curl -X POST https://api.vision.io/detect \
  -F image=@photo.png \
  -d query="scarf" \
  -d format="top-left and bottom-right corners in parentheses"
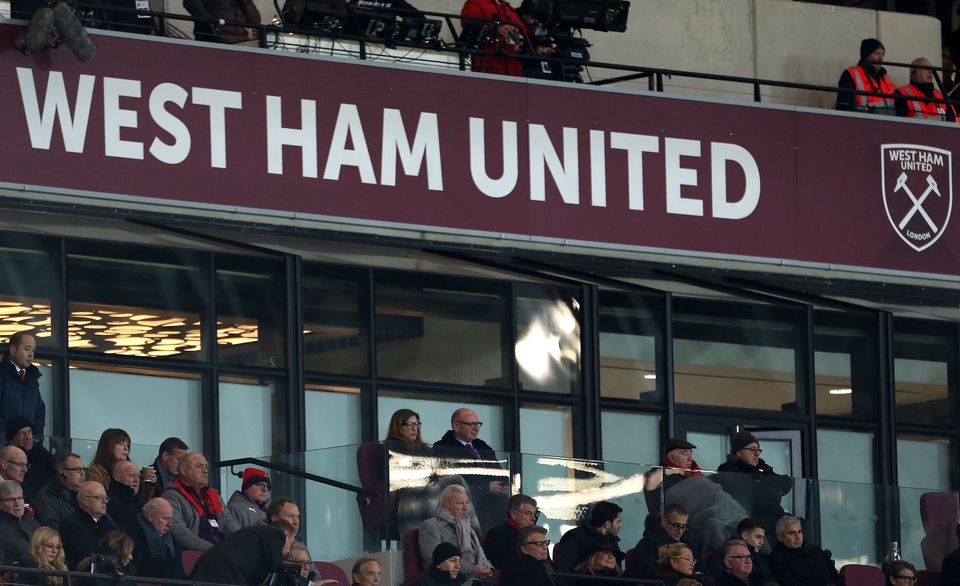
top-left (173, 478), bottom-right (223, 518)
top-left (437, 507), bottom-right (481, 558)
top-left (660, 456), bottom-right (702, 477)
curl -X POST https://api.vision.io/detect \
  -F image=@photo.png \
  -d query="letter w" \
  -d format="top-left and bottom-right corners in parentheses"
top-left (17, 68), bottom-right (95, 153)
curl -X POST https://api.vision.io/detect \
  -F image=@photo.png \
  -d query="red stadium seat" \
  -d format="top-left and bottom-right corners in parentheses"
top-left (402, 528), bottom-right (425, 586)
top-left (315, 561), bottom-right (351, 586)
top-left (357, 442), bottom-right (388, 534)
top-left (182, 550), bottom-right (203, 576)
top-left (840, 564), bottom-right (884, 586)
top-left (916, 570), bottom-right (940, 586)
top-left (920, 492), bottom-right (960, 572)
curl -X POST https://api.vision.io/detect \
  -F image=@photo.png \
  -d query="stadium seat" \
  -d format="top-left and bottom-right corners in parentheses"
top-left (315, 561), bottom-right (350, 585)
top-left (402, 528), bottom-right (425, 586)
top-left (920, 492), bottom-right (960, 572)
top-left (840, 563), bottom-right (884, 586)
top-left (624, 548), bottom-right (636, 577)
top-left (182, 549), bottom-right (203, 575)
top-left (917, 570), bottom-right (940, 586)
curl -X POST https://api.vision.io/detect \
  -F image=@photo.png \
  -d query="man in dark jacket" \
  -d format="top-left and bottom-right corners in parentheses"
top-left (484, 493), bottom-right (538, 569)
top-left (0, 332), bottom-right (44, 439)
top-left (124, 497), bottom-right (184, 580)
top-left (33, 452), bottom-right (84, 529)
top-left (190, 521), bottom-right (296, 585)
top-left (736, 517), bottom-right (777, 584)
top-left (941, 523), bottom-right (960, 586)
top-left (717, 539), bottom-right (754, 586)
top-left (152, 437), bottom-right (189, 498)
top-left (433, 407), bottom-right (508, 532)
top-left (628, 503), bottom-right (687, 579)
top-left (836, 38), bottom-right (896, 115)
top-left (60, 481), bottom-right (118, 569)
top-left (0, 479), bottom-right (40, 565)
top-left (414, 542), bottom-right (469, 586)
top-left (5, 416), bottom-right (53, 500)
top-left (553, 501), bottom-right (623, 581)
top-left (767, 516), bottom-right (843, 586)
top-left (716, 431), bottom-right (792, 538)
top-left (107, 460), bottom-right (150, 528)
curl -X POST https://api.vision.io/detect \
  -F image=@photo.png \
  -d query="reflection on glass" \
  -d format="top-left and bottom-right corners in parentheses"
top-left (216, 257), bottom-right (285, 367)
top-left (67, 249), bottom-right (205, 359)
top-left (0, 241), bottom-right (59, 346)
top-left (219, 375), bottom-right (280, 463)
top-left (516, 288), bottom-right (581, 394)
top-left (599, 291), bottom-right (662, 401)
top-left (814, 312), bottom-right (879, 418)
top-left (817, 429), bottom-right (876, 566)
top-left (303, 266), bottom-right (368, 376)
top-left (893, 320), bottom-right (953, 426)
top-left (674, 300), bottom-right (800, 412)
top-left (897, 434), bottom-right (952, 568)
top-left (376, 280), bottom-right (505, 387)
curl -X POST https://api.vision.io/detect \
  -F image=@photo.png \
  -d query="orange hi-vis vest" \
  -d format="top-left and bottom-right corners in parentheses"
top-left (847, 65), bottom-right (896, 111)
top-left (898, 83), bottom-right (956, 121)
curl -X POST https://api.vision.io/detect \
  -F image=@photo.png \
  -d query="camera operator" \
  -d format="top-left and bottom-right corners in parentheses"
top-left (191, 521), bottom-right (297, 586)
top-left (461, 0), bottom-right (532, 76)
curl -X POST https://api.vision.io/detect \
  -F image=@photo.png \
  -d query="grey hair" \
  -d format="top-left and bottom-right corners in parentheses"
top-left (142, 497), bottom-right (169, 516)
top-left (776, 515), bottom-right (801, 535)
top-left (721, 539), bottom-right (749, 558)
top-left (440, 483), bottom-right (467, 505)
top-left (0, 479), bottom-right (22, 499)
top-left (289, 541), bottom-right (311, 558)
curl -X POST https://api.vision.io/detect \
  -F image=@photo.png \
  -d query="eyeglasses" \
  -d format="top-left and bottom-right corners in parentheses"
top-left (2, 458), bottom-right (30, 470)
top-left (666, 521), bottom-right (688, 531)
top-left (726, 555), bottom-right (751, 560)
top-left (81, 494), bottom-right (110, 503)
top-left (62, 466), bottom-right (87, 473)
top-left (41, 543), bottom-right (62, 551)
top-left (742, 447), bottom-right (763, 454)
top-left (293, 560), bottom-right (312, 567)
top-left (524, 540), bottom-right (550, 547)
top-left (893, 577), bottom-right (917, 583)
top-left (514, 508), bottom-right (541, 521)
top-left (401, 422), bottom-right (422, 429)
top-left (455, 420), bottom-right (483, 428)
top-left (0, 496), bottom-right (25, 503)
top-left (360, 571), bottom-right (383, 577)
top-left (674, 556), bottom-right (696, 564)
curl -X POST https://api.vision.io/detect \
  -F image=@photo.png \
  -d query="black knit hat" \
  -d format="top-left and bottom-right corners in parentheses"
top-left (731, 431), bottom-right (759, 454)
top-left (860, 38), bottom-right (884, 61)
top-left (4, 416), bottom-right (33, 443)
top-left (432, 542), bottom-right (461, 566)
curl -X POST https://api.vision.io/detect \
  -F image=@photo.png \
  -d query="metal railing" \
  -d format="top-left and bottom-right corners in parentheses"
top-left (0, 564), bottom-right (235, 586)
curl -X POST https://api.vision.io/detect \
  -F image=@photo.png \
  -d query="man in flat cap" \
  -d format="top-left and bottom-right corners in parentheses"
top-left (717, 431), bottom-right (793, 541)
top-left (836, 38), bottom-right (897, 115)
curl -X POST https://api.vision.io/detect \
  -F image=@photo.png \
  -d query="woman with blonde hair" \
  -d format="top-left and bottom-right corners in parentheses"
top-left (23, 527), bottom-right (68, 585)
top-left (656, 543), bottom-right (699, 586)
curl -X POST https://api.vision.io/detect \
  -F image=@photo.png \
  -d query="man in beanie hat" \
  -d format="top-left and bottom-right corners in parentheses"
top-left (837, 38), bottom-right (897, 114)
top-left (225, 467), bottom-right (270, 532)
top-left (414, 542), bottom-right (468, 586)
top-left (716, 431), bottom-right (792, 541)
top-left (5, 415), bottom-right (53, 500)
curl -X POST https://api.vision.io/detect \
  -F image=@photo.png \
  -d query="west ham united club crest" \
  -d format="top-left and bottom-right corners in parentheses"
top-left (882, 144), bottom-right (953, 252)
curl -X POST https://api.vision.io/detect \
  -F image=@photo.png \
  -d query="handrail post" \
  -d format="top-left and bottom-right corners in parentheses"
top-left (656, 72), bottom-right (663, 92)
top-left (754, 80), bottom-right (761, 102)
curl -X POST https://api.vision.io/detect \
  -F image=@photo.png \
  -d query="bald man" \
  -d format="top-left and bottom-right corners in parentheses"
top-left (896, 57), bottom-right (957, 120)
top-left (60, 480), bottom-right (118, 569)
top-left (108, 459), bottom-right (150, 527)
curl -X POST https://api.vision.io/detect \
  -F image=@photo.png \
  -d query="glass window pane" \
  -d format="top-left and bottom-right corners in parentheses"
top-left (814, 312), bottom-right (880, 419)
top-left (67, 245), bottom-right (206, 360)
top-left (36, 360), bottom-right (56, 439)
top-left (69, 363), bottom-right (202, 464)
top-left (0, 235), bottom-right (59, 347)
top-left (375, 278), bottom-right (505, 387)
top-left (377, 393), bottom-right (503, 449)
top-left (897, 434), bottom-right (952, 568)
top-left (305, 385), bottom-right (361, 450)
top-left (520, 404), bottom-right (572, 457)
top-left (599, 291), bottom-right (663, 402)
top-left (216, 256), bottom-right (285, 368)
top-left (674, 299), bottom-right (801, 412)
top-left (516, 286), bottom-right (581, 394)
top-left (893, 319), bottom-right (953, 426)
top-left (218, 375), bottom-right (280, 460)
top-left (817, 429), bottom-right (876, 566)
top-left (601, 410), bottom-right (659, 465)
top-left (303, 266), bottom-right (368, 376)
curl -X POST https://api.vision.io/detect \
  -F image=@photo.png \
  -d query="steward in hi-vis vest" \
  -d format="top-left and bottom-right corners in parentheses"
top-left (895, 57), bottom-right (958, 122)
top-left (836, 38), bottom-right (897, 116)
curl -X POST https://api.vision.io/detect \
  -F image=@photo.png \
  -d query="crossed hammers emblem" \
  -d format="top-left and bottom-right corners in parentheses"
top-left (894, 171), bottom-right (942, 233)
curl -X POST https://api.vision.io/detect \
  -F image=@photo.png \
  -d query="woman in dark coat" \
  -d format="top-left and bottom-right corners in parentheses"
top-left (500, 525), bottom-right (554, 586)
top-left (573, 547), bottom-right (623, 586)
top-left (414, 543), bottom-right (469, 586)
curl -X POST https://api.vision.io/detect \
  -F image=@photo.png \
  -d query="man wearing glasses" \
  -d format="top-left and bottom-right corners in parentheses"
top-left (0, 479), bottom-right (40, 565)
top-left (0, 445), bottom-right (29, 484)
top-left (433, 408), bottom-right (508, 532)
top-left (33, 453), bottom-right (85, 529)
top-left (484, 493), bottom-right (539, 569)
top-left (59, 480), bottom-right (118, 569)
top-left (716, 539), bottom-right (754, 586)
top-left (717, 431), bottom-right (792, 541)
top-left (627, 503), bottom-right (688, 580)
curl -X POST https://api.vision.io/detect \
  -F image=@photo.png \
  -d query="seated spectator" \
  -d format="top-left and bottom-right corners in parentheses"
top-left (418, 484), bottom-right (493, 582)
top-left (553, 501), bottom-right (623, 577)
top-left (226, 467), bottom-right (270, 531)
top-left (191, 521), bottom-right (297, 586)
top-left (163, 451), bottom-right (237, 551)
top-left (484, 493), bottom-right (539, 569)
top-left (628, 503), bottom-right (687, 579)
top-left (123, 497), bottom-right (183, 580)
top-left (33, 453), bottom-right (85, 530)
top-left (75, 530), bottom-right (134, 575)
top-left (656, 543), bottom-right (698, 586)
top-left (716, 539), bottom-right (753, 586)
top-left (415, 543), bottom-right (468, 586)
top-left (350, 556), bottom-right (382, 586)
top-left (85, 428), bottom-right (132, 490)
top-left (0, 445), bottom-right (30, 485)
top-left (59, 480), bottom-right (117, 569)
top-left (0, 479), bottom-right (40, 565)
top-left (767, 516), bottom-right (843, 586)
top-left (941, 523), bottom-right (960, 586)
top-left (716, 432), bottom-right (791, 540)
top-left (884, 561), bottom-right (917, 586)
top-left (6, 416), bottom-right (54, 500)
top-left (152, 437), bottom-right (188, 498)
top-left (266, 497), bottom-right (301, 537)
top-left (20, 526), bottom-right (68, 586)
top-left (836, 38), bottom-right (896, 115)
top-left (183, 0), bottom-right (261, 44)
top-left (895, 57), bottom-right (957, 121)
top-left (500, 525), bottom-right (553, 586)
top-left (286, 541), bottom-right (339, 586)
top-left (736, 517), bottom-right (776, 584)
top-left (573, 548), bottom-right (623, 586)
top-left (107, 460), bottom-right (150, 528)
